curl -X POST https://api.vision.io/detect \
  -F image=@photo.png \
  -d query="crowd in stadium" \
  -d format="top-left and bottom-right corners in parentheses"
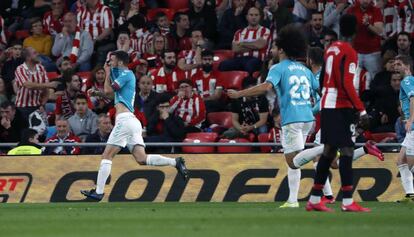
top-left (0, 0), bottom-right (413, 155)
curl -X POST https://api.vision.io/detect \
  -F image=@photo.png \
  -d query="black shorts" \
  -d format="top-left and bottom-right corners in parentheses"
top-left (320, 108), bottom-right (357, 147)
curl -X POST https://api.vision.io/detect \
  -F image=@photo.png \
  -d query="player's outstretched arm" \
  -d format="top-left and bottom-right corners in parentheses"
top-left (227, 82), bottom-right (273, 99)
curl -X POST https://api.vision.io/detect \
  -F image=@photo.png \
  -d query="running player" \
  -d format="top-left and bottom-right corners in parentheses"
top-left (306, 14), bottom-right (371, 212)
top-left (228, 25), bottom-right (318, 208)
top-left (81, 51), bottom-right (189, 201)
top-left (394, 55), bottom-right (414, 203)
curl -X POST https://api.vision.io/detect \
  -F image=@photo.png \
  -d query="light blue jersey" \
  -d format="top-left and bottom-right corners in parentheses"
top-left (311, 70), bottom-right (321, 115)
top-left (266, 59), bottom-right (318, 126)
top-left (400, 75), bottom-right (414, 131)
top-left (111, 67), bottom-right (136, 113)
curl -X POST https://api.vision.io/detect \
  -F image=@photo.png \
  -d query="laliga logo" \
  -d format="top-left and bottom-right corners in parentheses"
top-left (0, 173), bottom-right (32, 203)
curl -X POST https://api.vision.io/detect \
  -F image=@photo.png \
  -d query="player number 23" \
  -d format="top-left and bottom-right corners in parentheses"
top-left (289, 75), bottom-right (310, 100)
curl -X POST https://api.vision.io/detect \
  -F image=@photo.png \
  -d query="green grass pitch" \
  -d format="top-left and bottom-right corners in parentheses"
top-left (0, 202), bottom-right (413, 237)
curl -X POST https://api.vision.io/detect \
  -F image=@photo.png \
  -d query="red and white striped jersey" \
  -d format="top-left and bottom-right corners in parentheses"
top-left (150, 66), bottom-right (186, 93)
top-left (178, 49), bottom-right (199, 77)
top-left (0, 16), bottom-right (7, 47)
top-left (77, 2), bottom-right (114, 40)
top-left (190, 69), bottom-right (222, 98)
top-left (130, 29), bottom-right (153, 54)
top-left (14, 63), bottom-right (49, 108)
top-left (42, 11), bottom-right (64, 36)
top-left (320, 41), bottom-right (365, 111)
top-left (396, 0), bottom-right (414, 35)
top-left (170, 93), bottom-right (206, 128)
top-left (382, 0), bottom-right (398, 37)
top-left (233, 25), bottom-right (271, 61)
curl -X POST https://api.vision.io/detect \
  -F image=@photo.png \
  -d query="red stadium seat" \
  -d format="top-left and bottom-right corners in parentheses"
top-left (218, 71), bottom-right (249, 90)
top-left (47, 72), bottom-right (60, 80)
top-left (217, 138), bottom-right (252, 153)
top-left (147, 8), bottom-right (176, 21)
top-left (165, 0), bottom-right (189, 10)
top-left (258, 133), bottom-right (272, 152)
top-left (77, 71), bottom-right (91, 80)
top-left (182, 132), bottom-right (218, 153)
top-left (371, 132), bottom-right (397, 143)
top-left (15, 30), bottom-right (30, 40)
top-left (213, 50), bottom-right (234, 70)
top-left (207, 112), bottom-right (233, 128)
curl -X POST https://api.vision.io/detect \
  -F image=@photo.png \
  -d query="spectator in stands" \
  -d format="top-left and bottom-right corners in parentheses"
top-left (107, 31), bottom-right (139, 63)
top-left (117, 0), bottom-right (145, 28)
top-left (23, 17), bottom-right (54, 71)
top-left (57, 56), bottom-right (73, 74)
top-left (132, 58), bottom-right (149, 79)
top-left (219, 7), bottom-right (271, 75)
top-left (0, 101), bottom-right (29, 143)
top-left (151, 50), bottom-right (186, 94)
top-left (68, 93), bottom-right (98, 141)
top-left (44, 118), bottom-right (81, 155)
top-left (0, 15), bottom-right (7, 51)
top-left (369, 72), bottom-right (401, 132)
top-left (87, 66), bottom-right (112, 114)
top-left (134, 75), bottom-right (159, 121)
top-left (77, 0), bottom-right (115, 66)
top-left (146, 93), bottom-right (186, 145)
top-left (14, 47), bottom-right (58, 119)
top-left (82, 113), bottom-right (112, 154)
top-left (347, 0), bottom-right (384, 80)
top-left (396, 32), bottom-right (414, 59)
top-left (222, 77), bottom-right (269, 139)
top-left (170, 79), bottom-right (206, 133)
top-left (7, 128), bottom-right (43, 155)
top-left (262, 0), bottom-right (293, 43)
top-left (323, 0), bottom-right (351, 36)
top-left (191, 49), bottom-right (225, 113)
top-left (52, 12), bottom-right (94, 72)
top-left (188, 0), bottom-right (218, 44)
top-left (0, 78), bottom-right (9, 104)
top-left (218, 0), bottom-right (249, 49)
top-left (376, 0), bottom-right (398, 40)
top-left (177, 29), bottom-right (205, 74)
top-left (171, 12), bottom-right (192, 51)
top-left (127, 14), bottom-right (153, 55)
top-left (323, 29), bottom-right (338, 49)
top-left (143, 34), bottom-right (167, 69)
top-left (42, 0), bottom-right (66, 37)
top-left (55, 71), bottom-right (83, 120)
top-left (292, 0), bottom-right (317, 24)
top-left (396, 0), bottom-right (413, 36)
top-left (305, 11), bottom-right (330, 48)
top-left (153, 12), bottom-right (171, 36)
top-left (1, 42), bottom-right (24, 98)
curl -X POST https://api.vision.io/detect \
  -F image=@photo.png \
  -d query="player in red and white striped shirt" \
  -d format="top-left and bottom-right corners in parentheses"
top-left (14, 47), bottom-right (58, 119)
top-left (77, 0), bottom-right (114, 41)
top-left (151, 50), bottom-right (186, 94)
top-left (0, 15), bottom-right (7, 50)
top-left (42, 0), bottom-right (66, 37)
top-left (178, 29), bottom-right (204, 76)
top-left (219, 7), bottom-right (271, 75)
top-left (191, 50), bottom-right (224, 113)
top-left (170, 79), bottom-right (206, 131)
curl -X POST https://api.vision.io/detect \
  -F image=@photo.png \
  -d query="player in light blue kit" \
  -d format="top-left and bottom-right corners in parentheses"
top-left (81, 51), bottom-right (189, 201)
top-left (228, 25), bottom-right (318, 208)
top-left (394, 55), bottom-right (414, 202)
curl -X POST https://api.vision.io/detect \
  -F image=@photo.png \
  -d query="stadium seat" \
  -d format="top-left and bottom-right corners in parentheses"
top-left (218, 71), bottom-right (249, 90)
top-left (217, 138), bottom-right (252, 153)
top-left (213, 50), bottom-right (234, 70)
top-left (15, 30), bottom-right (30, 40)
top-left (165, 0), bottom-right (189, 10)
top-left (371, 132), bottom-right (397, 143)
top-left (77, 71), bottom-right (91, 80)
top-left (207, 112), bottom-right (233, 128)
top-left (147, 8), bottom-right (176, 21)
top-left (47, 72), bottom-right (60, 80)
top-left (258, 133), bottom-right (272, 152)
top-left (182, 132), bottom-right (218, 153)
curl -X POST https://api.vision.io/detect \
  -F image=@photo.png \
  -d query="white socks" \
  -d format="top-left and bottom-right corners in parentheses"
top-left (287, 167), bottom-right (301, 203)
top-left (146, 154), bottom-right (176, 166)
top-left (342, 198), bottom-right (353, 206)
top-left (293, 145), bottom-right (324, 168)
top-left (352, 147), bottom-right (366, 161)
top-left (96, 159), bottom-right (112, 194)
top-left (309, 195), bottom-right (321, 204)
top-left (398, 164), bottom-right (414, 194)
top-left (313, 162), bottom-right (333, 196)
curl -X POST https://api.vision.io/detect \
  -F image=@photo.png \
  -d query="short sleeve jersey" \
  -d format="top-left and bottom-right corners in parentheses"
top-left (400, 75), bottom-right (414, 131)
top-left (266, 59), bottom-right (318, 126)
top-left (111, 67), bottom-right (136, 113)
